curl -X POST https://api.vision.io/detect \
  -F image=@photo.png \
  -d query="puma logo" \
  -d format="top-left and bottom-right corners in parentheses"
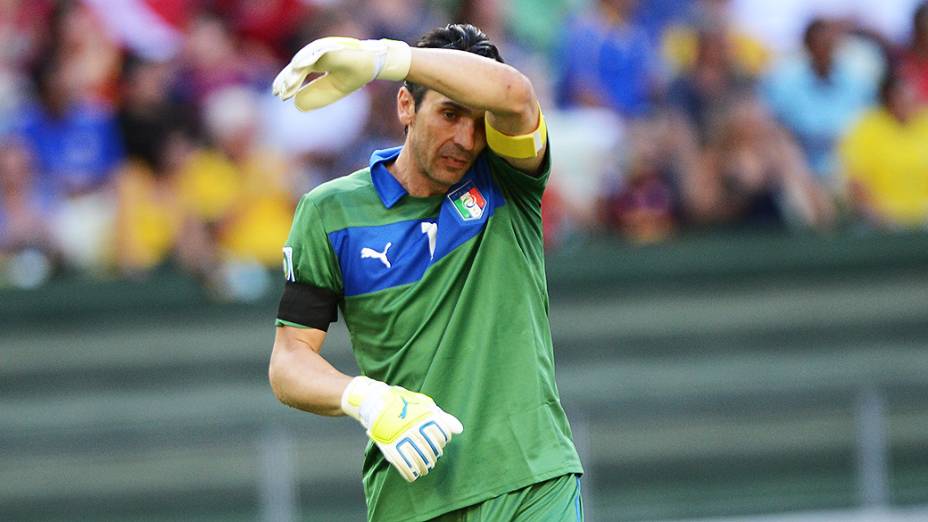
top-left (361, 242), bottom-right (392, 269)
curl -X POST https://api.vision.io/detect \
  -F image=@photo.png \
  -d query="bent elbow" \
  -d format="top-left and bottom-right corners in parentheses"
top-left (268, 351), bottom-right (291, 406)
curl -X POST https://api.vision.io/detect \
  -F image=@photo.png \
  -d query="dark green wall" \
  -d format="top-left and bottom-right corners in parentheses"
top-left (3, 231), bottom-right (928, 521)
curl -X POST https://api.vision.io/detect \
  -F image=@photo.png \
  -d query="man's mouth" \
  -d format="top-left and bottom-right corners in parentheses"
top-left (442, 156), bottom-right (469, 169)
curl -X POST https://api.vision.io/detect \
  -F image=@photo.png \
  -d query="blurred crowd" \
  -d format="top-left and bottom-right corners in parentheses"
top-left (1, 0), bottom-right (927, 293)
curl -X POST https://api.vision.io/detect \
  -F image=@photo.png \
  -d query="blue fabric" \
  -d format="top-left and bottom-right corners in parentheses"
top-left (15, 102), bottom-right (124, 195)
top-left (369, 146), bottom-right (407, 209)
top-left (556, 14), bottom-right (655, 116)
top-left (763, 57), bottom-right (875, 178)
top-left (331, 150), bottom-right (505, 296)
top-left (635, 0), bottom-right (690, 45)
top-left (329, 217), bottom-right (434, 296)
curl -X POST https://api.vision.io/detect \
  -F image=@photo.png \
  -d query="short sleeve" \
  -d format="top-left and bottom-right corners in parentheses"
top-left (276, 194), bottom-right (343, 330)
top-left (484, 145), bottom-right (551, 208)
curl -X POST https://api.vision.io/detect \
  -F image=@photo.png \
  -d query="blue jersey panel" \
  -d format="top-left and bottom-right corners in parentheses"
top-left (330, 156), bottom-right (505, 296)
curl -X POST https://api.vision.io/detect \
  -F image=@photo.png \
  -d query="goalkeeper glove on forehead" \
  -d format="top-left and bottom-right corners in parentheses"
top-left (272, 37), bottom-right (411, 111)
top-left (341, 376), bottom-right (463, 482)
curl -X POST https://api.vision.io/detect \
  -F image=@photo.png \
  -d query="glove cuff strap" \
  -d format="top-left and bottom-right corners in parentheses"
top-left (341, 376), bottom-right (388, 425)
top-left (375, 39), bottom-right (411, 82)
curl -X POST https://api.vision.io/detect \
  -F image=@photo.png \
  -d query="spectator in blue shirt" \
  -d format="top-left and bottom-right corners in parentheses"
top-left (762, 18), bottom-right (878, 182)
top-left (667, 27), bottom-right (755, 143)
top-left (16, 58), bottom-right (124, 197)
top-left (555, 0), bottom-right (657, 118)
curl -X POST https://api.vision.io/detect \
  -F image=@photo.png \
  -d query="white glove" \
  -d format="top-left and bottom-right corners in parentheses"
top-left (341, 376), bottom-right (463, 482)
top-left (272, 37), bottom-right (411, 111)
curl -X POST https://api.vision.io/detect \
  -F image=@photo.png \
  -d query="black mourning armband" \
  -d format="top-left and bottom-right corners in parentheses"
top-left (277, 280), bottom-right (340, 331)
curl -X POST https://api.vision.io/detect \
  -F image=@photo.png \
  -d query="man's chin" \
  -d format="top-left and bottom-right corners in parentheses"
top-left (429, 166), bottom-right (470, 189)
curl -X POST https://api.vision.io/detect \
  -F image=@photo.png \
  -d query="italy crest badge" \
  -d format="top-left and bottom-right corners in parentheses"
top-left (448, 182), bottom-right (487, 221)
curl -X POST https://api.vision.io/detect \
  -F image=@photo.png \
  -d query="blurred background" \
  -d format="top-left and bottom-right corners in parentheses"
top-left (2, 0), bottom-right (928, 520)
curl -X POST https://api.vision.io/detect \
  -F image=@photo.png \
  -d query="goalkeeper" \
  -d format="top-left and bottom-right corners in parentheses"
top-left (269, 24), bottom-right (584, 521)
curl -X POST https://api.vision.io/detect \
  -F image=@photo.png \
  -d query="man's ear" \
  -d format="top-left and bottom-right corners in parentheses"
top-left (397, 86), bottom-right (415, 128)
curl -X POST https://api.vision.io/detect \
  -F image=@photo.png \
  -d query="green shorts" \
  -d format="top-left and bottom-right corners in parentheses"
top-left (430, 474), bottom-right (583, 522)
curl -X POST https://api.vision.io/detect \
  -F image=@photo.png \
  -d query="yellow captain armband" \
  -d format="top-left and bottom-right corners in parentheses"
top-left (485, 106), bottom-right (547, 159)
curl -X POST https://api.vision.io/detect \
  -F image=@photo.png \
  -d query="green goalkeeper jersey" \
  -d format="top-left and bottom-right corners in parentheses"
top-left (276, 146), bottom-right (583, 521)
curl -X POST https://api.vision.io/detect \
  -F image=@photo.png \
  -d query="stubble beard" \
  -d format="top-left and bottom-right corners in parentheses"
top-left (411, 133), bottom-right (466, 193)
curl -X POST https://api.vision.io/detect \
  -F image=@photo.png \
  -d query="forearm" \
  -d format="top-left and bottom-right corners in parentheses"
top-left (268, 338), bottom-right (351, 416)
top-left (779, 137), bottom-right (835, 228)
top-left (406, 48), bottom-right (537, 132)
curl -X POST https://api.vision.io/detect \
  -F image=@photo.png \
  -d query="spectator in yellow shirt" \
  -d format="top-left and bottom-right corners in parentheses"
top-left (175, 87), bottom-right (295, 270)
top-left (840, 73), bottom-right (928, 228)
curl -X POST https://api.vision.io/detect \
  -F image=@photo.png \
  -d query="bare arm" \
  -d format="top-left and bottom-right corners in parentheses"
top-left (774, 130), bottom-right (836, 229)
top-left (268, 326), bottom-right (352, 416)
top-left (683, 150), bottom-right (725, 223)
top-left (406, 48), bottom-right (546, 173)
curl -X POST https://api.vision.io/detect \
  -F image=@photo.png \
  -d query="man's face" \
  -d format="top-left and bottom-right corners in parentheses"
top-left (887, 79), bottom-right (918, 122)
top-left (807, 23), bottom-right (839, 70)
top-left (401, 89), bottom-right (486, 189)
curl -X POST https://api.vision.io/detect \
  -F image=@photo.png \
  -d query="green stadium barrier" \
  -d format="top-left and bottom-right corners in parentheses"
top-left (2, 231), bottom-right (928, 521)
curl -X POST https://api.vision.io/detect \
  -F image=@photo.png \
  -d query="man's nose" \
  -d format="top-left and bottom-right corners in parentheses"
top-left (453, 119), bottom-right (477, 152)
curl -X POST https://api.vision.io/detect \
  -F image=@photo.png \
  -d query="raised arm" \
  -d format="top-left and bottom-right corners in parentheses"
top-left (405, 48), bottom-right (538, 136)
top-left (272, 29), bottom-right (547, 174)
top-left (405, 47), bottom-right (545, 173)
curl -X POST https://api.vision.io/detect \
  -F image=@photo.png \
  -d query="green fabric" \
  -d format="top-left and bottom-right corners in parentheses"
top-left (278, 193), bottom-right (344, 293)
top-left (429, 473), bottom-right (583, 522)
top-left (279, 149), bottom-right (582, 522)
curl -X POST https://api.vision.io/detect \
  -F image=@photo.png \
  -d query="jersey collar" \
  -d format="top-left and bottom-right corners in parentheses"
top-left (369, 146), bottom-right (406, 209)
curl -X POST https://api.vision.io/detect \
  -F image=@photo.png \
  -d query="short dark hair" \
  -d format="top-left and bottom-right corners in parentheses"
top-left (878, 70), bottom-right (902, 107)
top-left (403, 24), bottom-right (504, 109)
top-left (916, 2), bottom-right (928, 37)
top-left (803, 18), bottom-right (829, 51)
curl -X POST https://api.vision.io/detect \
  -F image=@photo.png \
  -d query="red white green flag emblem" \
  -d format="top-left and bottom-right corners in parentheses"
top-left (449, 183), bottom-right (487, 220)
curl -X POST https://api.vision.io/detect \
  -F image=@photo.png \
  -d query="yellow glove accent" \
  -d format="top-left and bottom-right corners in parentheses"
top-left (368, 387), bottom-right (435, 443)
top-left (485, 106), bottom-right (547, 159)
top-left (341, 376), bottom-right (464, 482)
top-left (272, 37), bottom-right (411, 112)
